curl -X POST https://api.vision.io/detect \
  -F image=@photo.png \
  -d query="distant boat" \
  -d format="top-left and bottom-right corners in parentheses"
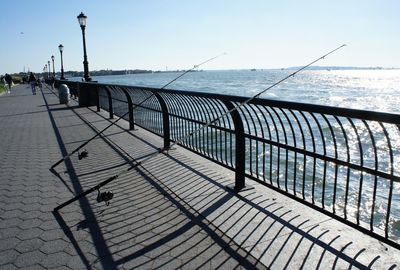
top-left (250, 68), bottom-right (256, 71)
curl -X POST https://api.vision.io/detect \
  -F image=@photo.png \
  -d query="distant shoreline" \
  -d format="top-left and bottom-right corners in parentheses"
top-left (284, 66), bottom-right (399, 71)
top-left (10, 66), bottom-right (399, 78)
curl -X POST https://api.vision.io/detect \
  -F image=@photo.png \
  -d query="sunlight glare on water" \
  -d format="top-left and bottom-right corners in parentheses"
top-left (90, 69), bottom-right (400, 113)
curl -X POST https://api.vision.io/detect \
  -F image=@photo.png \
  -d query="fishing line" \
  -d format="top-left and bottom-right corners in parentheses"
top-left (54, 44), bottom-right (346, 211)
top-left (50, 52), bottom-right (226, 169)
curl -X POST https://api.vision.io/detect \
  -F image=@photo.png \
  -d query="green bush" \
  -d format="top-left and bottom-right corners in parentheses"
top-left (12, 76), bottom-right (23, 84)
top-left (0, 83), bottom-right (6, 94)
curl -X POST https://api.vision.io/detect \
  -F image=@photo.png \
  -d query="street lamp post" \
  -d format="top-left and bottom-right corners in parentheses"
top-left (48, 60), bottom-right (51, 78)
top-left (51, 55), bottom-right (55, 78)
top-left (58, 44), bottom-right (65, 80)
top-left (77, 12), bottom-right (91, 81)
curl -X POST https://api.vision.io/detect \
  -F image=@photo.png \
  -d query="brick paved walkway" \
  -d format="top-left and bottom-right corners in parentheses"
top-left (0, 84), bottom-right (399, 269)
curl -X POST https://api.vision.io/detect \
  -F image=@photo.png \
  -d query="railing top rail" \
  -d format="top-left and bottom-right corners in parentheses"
top-left (58, 79), bottom-right (400, 124)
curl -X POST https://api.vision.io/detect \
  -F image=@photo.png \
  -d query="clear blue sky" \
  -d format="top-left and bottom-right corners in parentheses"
top-left (0, 0), bottom-right (399, 74)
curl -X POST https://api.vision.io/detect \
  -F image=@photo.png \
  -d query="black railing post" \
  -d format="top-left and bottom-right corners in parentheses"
top-left (153, 92), bottom-right (170, 149)
top-left (223, 101), bottom-right (250, 192)
top-left (122, 88), bottom-right (135, 130)
top-left (77, 82), bottom-right (98, 107)
top-left (104, 87), bottom-right (114, 119)
top-left (96, 85), bottom-right (100, 112)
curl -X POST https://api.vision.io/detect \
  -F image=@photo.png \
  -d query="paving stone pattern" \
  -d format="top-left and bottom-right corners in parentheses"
top-left (0, 84), bottom-right (399, 269)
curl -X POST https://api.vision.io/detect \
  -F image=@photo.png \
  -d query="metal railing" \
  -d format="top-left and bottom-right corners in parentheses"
top-left (60, 80), bottom-right (400, 249)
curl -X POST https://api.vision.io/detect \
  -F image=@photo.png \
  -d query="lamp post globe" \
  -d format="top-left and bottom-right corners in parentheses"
top-left (77, 12), bottom-right (91, 81)
top-left (58, 44), bottom-right (65, 80)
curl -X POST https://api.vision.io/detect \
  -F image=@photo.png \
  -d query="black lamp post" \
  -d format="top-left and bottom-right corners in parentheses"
top-left (48, 60), bottom-right (51, 78)
top-left (51, 55), bottom-right (55, 78)
top-left (77, 12), bottom-right (91, 81)
top-left (44, 65), bottom-right (47, 79)
top-left (58, 44), bottom-right (65, 80)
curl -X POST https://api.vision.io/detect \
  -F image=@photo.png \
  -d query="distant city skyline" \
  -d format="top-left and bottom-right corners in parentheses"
top-left (0, 0), bottom-right (399, 74)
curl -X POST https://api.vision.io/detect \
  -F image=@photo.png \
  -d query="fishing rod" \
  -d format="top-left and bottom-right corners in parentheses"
top-left (50, 52), bottom-right (226, 170)
top-left (54, 44), bottom-right (346, 211)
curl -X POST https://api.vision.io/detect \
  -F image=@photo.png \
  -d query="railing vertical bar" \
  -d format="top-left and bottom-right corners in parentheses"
top-left (181, 95), bottom-right (199, 151)
top-left (210, 99), bottom-right (227, 164)
top-left (254, 104), bottom-right (271, 182)
top-left (104, 86), bottom-right (114, 119)
top-left (268, 109), bottom-right (277, 186)
top-left (153, 92), bottom-right (170, 149)
top-left (249, 104), bottom-right (265, 180)
top-left (270, 107), bottom-right (287, 190)
top-left (321, 114), bottom-right (338, 212)
top-left (223, 101), bottom-right (246, 191)
top-left (289, 109), bottom-right (305, 196)
top-left (210, 99), bottom-right (225, 163)
top-left (196, 97), bottom-right (209, 156)
top-left (310, 113), bottom-right (327, 208)
top-left (264, 107), bottom-right (280, 188)
top-left (333, 116), bottom-right (351, 219)
top-left (279, 108), bottom-right (296, 193)
top-left (347, 118), bottom-right (364, 225)
top-left (363, 120), bottom-right (378, 231)
top-left (242, 104), bottom-right (259, 177)
top-left (175, 94), bottom-right (190, 145)
top-left (298, 111), bottom-right (312, 199)
top-left (207, 98), bottom-right (220, 160)
top-left (193, 97), bottom-right (205, 152)
top-left (188, 96), bottom-right (201, 149)
top-left (307, 113), bottom-right (320, 204)
top-left (167, 95), bottom-right (176, 142)
top-left (237, 105), bottom-right (252, 175)
top-left (96, 84), bottom-right (100, 112)
top-left (381, 122), bottom-right (394, 238)
top-left (121, 88), bottom-right (135, 130)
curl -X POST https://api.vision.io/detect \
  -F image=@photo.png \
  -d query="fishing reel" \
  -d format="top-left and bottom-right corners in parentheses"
top-left (97, 188), bottom-right (113, 206)
top-left (78, 149), bottom-right (89, 160)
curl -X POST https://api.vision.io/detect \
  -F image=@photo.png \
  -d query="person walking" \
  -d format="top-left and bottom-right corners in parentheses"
top-left (28, 72), bottom-right (37, 95)
top-left (36, 77), bottom-right (42, 92)
top-left (4, 73), bottom-right (12, 93)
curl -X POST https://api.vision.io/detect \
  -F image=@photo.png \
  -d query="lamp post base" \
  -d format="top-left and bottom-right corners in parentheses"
top-left (225, 184), bottom-right (254, 193)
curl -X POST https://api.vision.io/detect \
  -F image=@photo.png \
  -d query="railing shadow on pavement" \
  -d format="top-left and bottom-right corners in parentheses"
top-left (44, 86), bottom-right (268, 269)
top-left (148, 149), bottom-right (393, 268)
top-left (41, 87), bottom-right (116, 269)
top-left (43, 85), bottom-right (397, 269)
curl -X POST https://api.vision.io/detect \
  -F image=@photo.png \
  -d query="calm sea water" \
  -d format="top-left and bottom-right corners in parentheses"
top-left (83, 69), bottom-right (400, 238)
top-left (89, 69), bottom-right (400, 113)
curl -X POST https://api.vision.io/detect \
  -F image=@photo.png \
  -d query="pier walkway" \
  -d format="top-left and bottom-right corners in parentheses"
top-left (0, 84), bottom-right (399, 269)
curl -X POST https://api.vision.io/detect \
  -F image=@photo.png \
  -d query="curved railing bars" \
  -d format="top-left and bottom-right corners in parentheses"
top-left (66, 81), bottom-right (400, 250)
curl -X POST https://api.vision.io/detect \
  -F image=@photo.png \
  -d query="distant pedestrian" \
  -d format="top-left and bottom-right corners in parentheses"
top-left (36, 78), bottom-right (42, 92)
top-left (4, 73), bottom-right (12, 93)
top-left (28, 72), bottom-right (37, 95)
